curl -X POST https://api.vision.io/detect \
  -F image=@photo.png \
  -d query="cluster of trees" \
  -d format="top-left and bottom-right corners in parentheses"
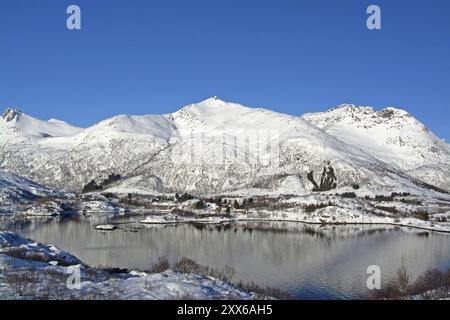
top-left (82, 173), bottom-right (121, 193)
top-left (174, 193), bottom-right (256, 214)
top-left (81, 180), bottom-right (102, 193)
top-left (175, 193), bottom-right (195, 202)
top-left (232, 198), bottom-right (253, 209)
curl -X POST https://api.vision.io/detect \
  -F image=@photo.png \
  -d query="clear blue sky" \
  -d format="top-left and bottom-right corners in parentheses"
top-left (1, 0), bottom-right (449, 140)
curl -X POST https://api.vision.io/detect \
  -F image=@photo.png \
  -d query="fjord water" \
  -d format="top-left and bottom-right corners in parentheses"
top-left (2, 215), bottom-right (450, 299)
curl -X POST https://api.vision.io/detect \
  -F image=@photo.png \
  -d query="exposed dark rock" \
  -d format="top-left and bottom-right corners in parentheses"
top-left (307, 171), bottom-right (320, 191)
top-left (307, 161), bottom-right (338, 192)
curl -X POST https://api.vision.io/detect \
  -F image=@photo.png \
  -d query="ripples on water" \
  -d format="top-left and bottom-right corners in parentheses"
top-left (1, 214), bottom-right (449, 299)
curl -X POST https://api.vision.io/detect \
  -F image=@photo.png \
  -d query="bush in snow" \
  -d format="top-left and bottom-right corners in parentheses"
top-left (368, 266), bottom-right (450, 300)
top-left (174, 257), bottom-right (235, 283)
top-left (149, 257), bottom-right (170, 273)
top-left (339, 192), bottom-right (356, 198)
top-left (82, 180), bottom-right (102, 193)
top-left (413, 210), bottom-right (430, 221)
top-left (302, 201), bottom-right (334, 213)
top-left (194, 200), bottom-right (205, 210)
top-left (175, 193), bottom-right (194, 203)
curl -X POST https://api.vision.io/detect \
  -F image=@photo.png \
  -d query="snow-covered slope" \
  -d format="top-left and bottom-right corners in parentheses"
top-left (0, 99), bottom-right (447, 195)
top-left (302, 104), bottom-right (450, 191)
top-left (0, 108), bottom-right (82, 139)
top-left (0, 171), bottom-right (55, 207)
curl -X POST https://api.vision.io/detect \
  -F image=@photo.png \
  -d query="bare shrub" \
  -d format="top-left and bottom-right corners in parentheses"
top-left (367, 266), bottom-right (450, 300)
top-left (413, 210), bottom-right (429, 221)
top-left (171, 208), bottom-right (195, 217)
top-left (3, 270), bottom-right (38, 297)
top-left (97, 266), bottom-right (130, 274)
top-left (149, 257), bottom-right (170, 273)
top-left (302, 201), bottom-right (334, 213)
top-left (3, 247), bottom-right (75, 267)
top-left (235, 280), bottom-right (292, 300)
top-left (396, 266), bottom-right (410, 291)
top-left (173, 257), bottom-right (292, 299)
top-left (375, 206), bottom-right (398, 214)
top-left (400, 198), bottom-right (422, 205)
top-left (374, 195), bottom-right (394, 202)
top-left (194, 200), bottom-right (205, 210)
top-left (175, 257), bottom-right (235, 283)
top-left (340, 192), bottom-right (356, 198)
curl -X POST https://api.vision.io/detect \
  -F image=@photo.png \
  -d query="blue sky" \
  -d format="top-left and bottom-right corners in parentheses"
top-left (1, 0), bottom-right (449, 140)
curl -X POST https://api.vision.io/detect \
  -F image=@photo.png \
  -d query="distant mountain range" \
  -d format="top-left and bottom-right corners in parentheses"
top-left (1, 98), bottom-right (449, 196)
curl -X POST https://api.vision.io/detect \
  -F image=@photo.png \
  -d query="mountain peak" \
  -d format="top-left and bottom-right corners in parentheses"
top-left (332, 104), bottom-right (410, 117)
top-left (302, 104), bottom-right (418, 132)
top-left (380, 107), bottom-right (410, 118)
top-left (0, 108), bottom-right (82, 138)
top-left (334, 104), bottom-right (372, 111)
top-left (2, 108), bottom-right (22, 123)
top-left (199, 96), bottom-right (226, 106)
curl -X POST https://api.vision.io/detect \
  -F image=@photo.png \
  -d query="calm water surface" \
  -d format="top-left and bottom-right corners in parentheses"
top-left (1, 214), bottom-right (449, 299)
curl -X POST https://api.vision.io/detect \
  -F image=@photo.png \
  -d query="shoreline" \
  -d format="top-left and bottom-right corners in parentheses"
top-left (5, 208), bottom-right (450, 234)
top-left (234, 218), bottom-right (450, 234)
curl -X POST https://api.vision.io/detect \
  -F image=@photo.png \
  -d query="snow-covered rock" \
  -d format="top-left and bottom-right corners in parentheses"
top-left (0, 231), bottom-right (82, 266)
top-left (79, 200), bottom-right (124, 214)
top-left (94, 224), bottom-right (117, 231)
top-left (140, 215), bottom-right (181, 224)
top-left (25, 201), bottom-right (65, 217)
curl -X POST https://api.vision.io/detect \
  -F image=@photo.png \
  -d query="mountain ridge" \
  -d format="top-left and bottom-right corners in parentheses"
top-left (1, 107), bottom-right (83, 138)
top-left (1, 98), bottom-right (448, 195)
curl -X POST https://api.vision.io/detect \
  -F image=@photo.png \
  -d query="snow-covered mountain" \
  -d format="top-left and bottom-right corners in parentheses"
top-left (0, 108), bottom-right (82, 138)
top-left (0, 99), bottom-right (448, 195)
top-left (302, 104), bottom-right (450, 192)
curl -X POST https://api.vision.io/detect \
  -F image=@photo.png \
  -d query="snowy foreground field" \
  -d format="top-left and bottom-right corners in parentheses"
top-left (0, 231), bottom-right (258, 300)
